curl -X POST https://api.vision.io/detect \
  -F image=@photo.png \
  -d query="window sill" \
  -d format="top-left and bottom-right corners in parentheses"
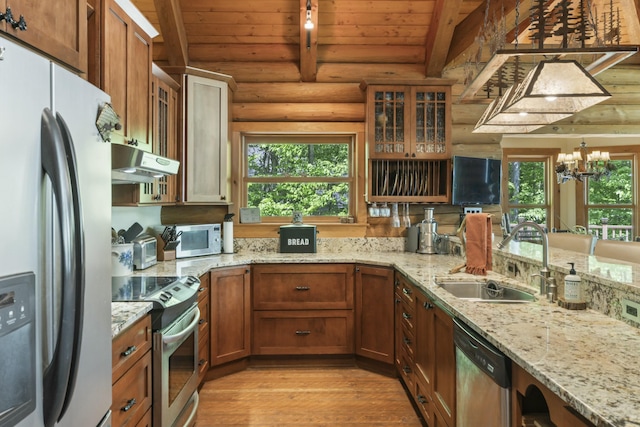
top-left (235, 223), bottom-right (368, 238)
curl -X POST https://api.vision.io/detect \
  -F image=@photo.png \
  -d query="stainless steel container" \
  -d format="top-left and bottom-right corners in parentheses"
top-left (417, 208), bottom-right (438, 254)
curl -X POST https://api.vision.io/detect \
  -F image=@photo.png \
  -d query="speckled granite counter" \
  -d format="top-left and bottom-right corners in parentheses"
top-left (119, 248), bottom-right (640, 427)
top-left (111, 302), bottom-right (153, 337)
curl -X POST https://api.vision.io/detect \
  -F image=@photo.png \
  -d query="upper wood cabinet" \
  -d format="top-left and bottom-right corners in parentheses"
top-left (100, 0), bottom-right (153, 152)
top-left (181, 69), bottom-right (235, 203)
top-left (0, 0), bottom-right (86, 72)
top-left (364, 83), bottom-right (452, 160)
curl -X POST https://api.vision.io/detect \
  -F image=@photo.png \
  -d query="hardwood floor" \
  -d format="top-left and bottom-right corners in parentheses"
top-left (195, 367), bottom-right (423, 426)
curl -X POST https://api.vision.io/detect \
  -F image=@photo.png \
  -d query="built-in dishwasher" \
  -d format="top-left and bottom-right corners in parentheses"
top-left (453, 318), bottom-right (511, 427)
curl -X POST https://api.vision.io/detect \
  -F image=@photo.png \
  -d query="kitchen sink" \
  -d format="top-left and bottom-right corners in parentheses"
top-left (435, 280), bottom-right (536, 303)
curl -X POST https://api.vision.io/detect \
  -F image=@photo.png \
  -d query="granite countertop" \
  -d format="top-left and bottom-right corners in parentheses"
top-left (118, 249), bottom-right (640, 427)
top-left (111, 302), bottom-right (153, 337)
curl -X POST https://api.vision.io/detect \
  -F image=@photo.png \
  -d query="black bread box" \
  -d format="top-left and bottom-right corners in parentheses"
top-left (279, 224), bottom-right (317, 253)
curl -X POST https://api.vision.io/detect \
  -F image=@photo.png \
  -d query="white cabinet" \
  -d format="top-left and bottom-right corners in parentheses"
top-left (183, 73), bottom-right (230, 203)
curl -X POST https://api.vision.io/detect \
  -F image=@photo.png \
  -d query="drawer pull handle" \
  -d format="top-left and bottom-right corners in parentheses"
top-left (295, 330), bottom-right (311, 335)
top-left (198, 287), bottom-right (205, 293)
top-left (198, 358), bottom-right (206, 366)
top-left (121, 398), bottom-right (136, 412)
top-left (417, 395), bottom-right (427, 404)
top-left (403, 337), bottom-right (411, 345)
top-left (121, 345), bottom-right (137, 357)
top-left (402, 365), bottom-right (412, 374)
top-left (402, 287), bottom-right (412, 296)
top-left (423, 301), bottom-right (434, 310)
top-left (295, 286), bottom-right (310, 291)
top-left (402, 312), bottom-right (412, 320)
top-left (198, 318), bottom-right (206, 325)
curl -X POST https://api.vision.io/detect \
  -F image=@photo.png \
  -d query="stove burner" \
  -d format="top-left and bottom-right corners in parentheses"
top-left (112, 275), bottom-right (200, 330)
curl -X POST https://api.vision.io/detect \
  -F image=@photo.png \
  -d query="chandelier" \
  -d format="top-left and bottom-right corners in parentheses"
top-left (555, 141), bottom-right (614, 183)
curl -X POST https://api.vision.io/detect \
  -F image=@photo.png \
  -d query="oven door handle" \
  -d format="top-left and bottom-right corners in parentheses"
top-left (162, 307), bottom-right (200, 344)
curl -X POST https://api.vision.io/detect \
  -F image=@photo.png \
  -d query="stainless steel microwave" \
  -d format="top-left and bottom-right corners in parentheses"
top-left (175, 224), bottom-right (221, 258)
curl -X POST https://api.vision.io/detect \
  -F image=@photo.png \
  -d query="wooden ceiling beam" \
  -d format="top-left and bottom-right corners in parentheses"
top-left (153, 0), bottom-right (188, 67)
top-left (425, 0), bottom-right (463, 77)
top-left (300, 0), bottom-right (317, 82)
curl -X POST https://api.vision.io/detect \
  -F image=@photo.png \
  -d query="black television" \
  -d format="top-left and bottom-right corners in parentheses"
top-left (451, 156), bottom-right (501, 205)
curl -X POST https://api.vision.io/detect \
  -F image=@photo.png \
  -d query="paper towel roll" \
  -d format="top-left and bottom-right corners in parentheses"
top-left (223, 221), bottom-right (234, 253)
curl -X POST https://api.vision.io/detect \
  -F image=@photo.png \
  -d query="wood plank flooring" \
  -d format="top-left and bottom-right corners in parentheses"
top-left (195, 367), bottom-right (423, 426)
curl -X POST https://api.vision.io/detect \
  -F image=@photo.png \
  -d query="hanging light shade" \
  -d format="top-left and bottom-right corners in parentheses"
top-left (473, 86), bottom-right (567, 133)
top-left (502, 60), bottom-right (611, 114)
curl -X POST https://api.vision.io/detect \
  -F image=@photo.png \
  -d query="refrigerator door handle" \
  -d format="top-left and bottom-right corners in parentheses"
top-left (40, 108), bottom-right (86, 427)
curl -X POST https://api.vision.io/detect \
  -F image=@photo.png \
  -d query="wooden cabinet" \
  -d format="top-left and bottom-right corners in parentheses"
top-left (252, 264), bottom-right (354, 355)
top-left (181, 70), bottom-right (234, 203)
top-left (0, 0), bottom-right (86, 72)
top-left (365, 85), bottom-right (451, 160)
top-left (101, 0), bottom-right (153, 151)
top-left (196, 272), bottom-right (210, 384)
top-left (112, 314), bottom-right (152, 427)
top-left (395, 272), bottom-right (455, 427)
top-left (355, 264), bottom-right (394, 364)
top-left (112, 65), bottom-right (180, 206)
top-left (209, 266), bottom-right (251, 366)
top-left (512, 364), bottom-right (595, 427)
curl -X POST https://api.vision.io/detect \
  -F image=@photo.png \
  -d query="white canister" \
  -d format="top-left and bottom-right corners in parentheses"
top-left (111, 243), bottom-right (134, 276)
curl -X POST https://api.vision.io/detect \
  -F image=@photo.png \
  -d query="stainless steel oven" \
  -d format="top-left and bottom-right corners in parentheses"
top-left (154, 303), bottom-right (200, 427)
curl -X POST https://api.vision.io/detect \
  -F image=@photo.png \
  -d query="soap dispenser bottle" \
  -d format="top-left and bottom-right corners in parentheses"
top-left (564, 262), bottom-right (582, 302)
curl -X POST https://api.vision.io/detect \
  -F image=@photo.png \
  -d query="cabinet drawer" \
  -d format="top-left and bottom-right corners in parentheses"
top-left (395, 275), bottom-right (416, 306)
top-left (134, 408), bottom-right (152, 427)
top-left (253, 264), bottom-right (354, 310)
top-left (112, 315), bottom-right (152, 383)
top-left (396, 293), bottom-right (415, 332)
top-left (397, 347), bottom-right (415, 391)
top-left (253, 310), bottom-right (354, 355)
top-left (398, 319), bottom-right (415, 359)
top-left (415, 379), bottom-right (432, 425)
top-left (198, 296), bottom-right (210, 337)
top-left (112, 350), bottom-right (152, 427)
top-left (198, 333), bottom-right (210, 381)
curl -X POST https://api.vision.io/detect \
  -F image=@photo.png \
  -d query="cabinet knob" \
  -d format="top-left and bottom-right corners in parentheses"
top-left (404, 153), bottom-right (409, 157)
top-left (11, 14), bottom-right (26, 31)
top-left (402, 312), bottom-right (412, 320)
top-left (121, 398), bottom-right (137, 412)
top-left (198, 358), bottom-right (206, 366)
top-left (423, 301), bottom-right (434, 310)
top-left (0, 8), bottom-right (13, 24)
top-left (402, 287), bottom-right (412, 296)
top-left (120, 345), bottom-right (137, 357)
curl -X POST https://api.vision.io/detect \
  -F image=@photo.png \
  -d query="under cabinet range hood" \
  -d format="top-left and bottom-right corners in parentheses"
top-left (111, 144), bottom-right (180, 184)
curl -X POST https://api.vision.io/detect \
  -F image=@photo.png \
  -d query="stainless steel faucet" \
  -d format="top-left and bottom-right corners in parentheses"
top-left (497, 221), bottom-right (554, 298)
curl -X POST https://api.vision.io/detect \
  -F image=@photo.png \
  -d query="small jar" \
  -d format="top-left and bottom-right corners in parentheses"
top-left (379, 203), bottom-right (391, 217)
top-left (368, 203), bottom-right (379, 217)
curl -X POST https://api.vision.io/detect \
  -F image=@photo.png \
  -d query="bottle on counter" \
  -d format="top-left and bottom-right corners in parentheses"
top-left (223, 213), bottom-right (235, 254)
top-left (564, 262), bottom-right (582, 302)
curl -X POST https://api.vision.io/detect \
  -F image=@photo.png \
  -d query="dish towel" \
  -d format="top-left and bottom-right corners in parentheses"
top-left (464, 213), bottom-right (492, 275)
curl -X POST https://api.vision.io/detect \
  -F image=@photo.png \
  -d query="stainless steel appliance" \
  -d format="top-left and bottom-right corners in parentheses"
top-left (453, 318), bottom-right (511, 427)
top-left (174, 224), bottom-right (222, 258)
top-left (112, 276), bottom-right (201, 426)
top-left (111, 143), bottom-right (180, 184)
top-left (132, 234), bottom-right (158, 270)
top-left (0, 35), bottom-right (112, 427)
top-left (418, 207), bottom-right (439, 254)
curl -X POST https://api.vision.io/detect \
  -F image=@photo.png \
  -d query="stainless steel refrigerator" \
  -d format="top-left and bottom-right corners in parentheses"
top-left (0, 36), bottom-right (112, 427)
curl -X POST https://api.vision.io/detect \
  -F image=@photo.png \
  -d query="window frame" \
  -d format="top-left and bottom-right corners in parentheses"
top-left (576, 145), bottom-right (639, 240)
top-left (502, 148), bottom-right (560, 231)
top-left (239, 133), bottom-right (356, 224)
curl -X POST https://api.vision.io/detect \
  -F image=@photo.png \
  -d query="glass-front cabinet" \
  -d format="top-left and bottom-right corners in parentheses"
top-left (366, 85), bottom-right (451, 159)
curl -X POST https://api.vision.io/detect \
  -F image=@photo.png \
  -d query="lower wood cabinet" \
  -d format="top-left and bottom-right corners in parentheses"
top-left (197, 272), bottom-right (210, 384)
top-left (395, 271), bottom-right (455, 427)
top-left (252, 264), bottom-right (354, 355)
top-left (111, 315), bottom-right (152, 427)
top-left (355, 264), bottom-right (394, 364)
top-left (209, 265), bottom-right (251, 365)
top-left (512, 363), bottom-right (595, 427)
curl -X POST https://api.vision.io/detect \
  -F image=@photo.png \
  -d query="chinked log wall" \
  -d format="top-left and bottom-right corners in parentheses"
top-left (158, 58), bottom-right (506, 236)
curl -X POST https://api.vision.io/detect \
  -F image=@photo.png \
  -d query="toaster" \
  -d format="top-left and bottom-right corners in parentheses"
top-left (132, 234), bottom-right (158, 270)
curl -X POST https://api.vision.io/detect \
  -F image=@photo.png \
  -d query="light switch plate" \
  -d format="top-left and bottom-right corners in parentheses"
top-left (464, 207), bottom-right (483, 214)
top-left (240, 207), bottom-right (261, 223)
top-left (622, 298), bottom-right (640, 325)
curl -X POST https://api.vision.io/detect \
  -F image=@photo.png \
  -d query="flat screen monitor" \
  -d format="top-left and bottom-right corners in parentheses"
top-left (451, 156), bottom-right (501, 205)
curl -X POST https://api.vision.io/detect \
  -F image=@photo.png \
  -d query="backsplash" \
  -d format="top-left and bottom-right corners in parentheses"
top-left (235, 237), bottom-right (406, 253)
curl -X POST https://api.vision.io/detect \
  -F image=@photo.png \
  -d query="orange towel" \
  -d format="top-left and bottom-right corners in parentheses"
top-left (465, 213), bottom-right (492, 275)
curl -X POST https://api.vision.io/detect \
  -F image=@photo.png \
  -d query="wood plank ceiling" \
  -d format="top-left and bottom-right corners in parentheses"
top-left (132, 0), bottom-right (640, 137)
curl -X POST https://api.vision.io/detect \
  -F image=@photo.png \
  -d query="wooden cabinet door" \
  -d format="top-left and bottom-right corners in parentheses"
top-left (355, 264), bottom-right (394, 364)
top-left (184, 74), bottom-right (229, 202)
top-left (367, 86), bottom-right (411, 159)
top-left (414, 291), bottom-right (435, 395)
top-left (210, 266), bottom-right (251, 366)
top-left (102, 0), bottom-right (152, 151)
top-left (1, 0), bottom-right (86, 72)
top-left (432, 304), bottom-right (455, 427)
top-left (411, 86), bottom-right (451, 159)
